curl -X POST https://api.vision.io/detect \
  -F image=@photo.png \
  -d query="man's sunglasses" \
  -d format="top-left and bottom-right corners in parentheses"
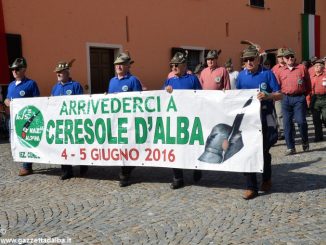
top-left (170, 64), bottom-right (179, 68)
top-left (243, 57), bottom-right (256, 62)
top-left (13, 68), bottom-right (22, 72)
top-left (284, 55), bottom-right (294, 59)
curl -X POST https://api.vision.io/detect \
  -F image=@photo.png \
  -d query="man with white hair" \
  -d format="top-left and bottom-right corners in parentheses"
top-left (276, 48), bottom-right (311, 155)
top-left (51, 59), bottom-right (88, 180)
top-left (108, 52), bottom-right (143, 187)
top-left (237, 45), bottom-right (281, 199)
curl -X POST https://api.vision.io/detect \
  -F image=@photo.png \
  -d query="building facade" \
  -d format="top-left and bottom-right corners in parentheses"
top-left (1, 0), bottom-right (325, 95)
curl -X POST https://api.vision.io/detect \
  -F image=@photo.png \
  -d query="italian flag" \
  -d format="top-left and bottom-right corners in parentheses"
top-left (302, 14), bottom-right (320, 61)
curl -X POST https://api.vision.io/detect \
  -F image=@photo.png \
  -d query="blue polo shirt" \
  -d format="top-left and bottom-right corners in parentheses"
top-left (237, 66), bottom-right (280, 93)
top-left (163, 74), bottom-right (202, 90)
top-left (51, 80), bottom-right (83, 96)
top-left (7, 77), bottom-right (40, 99)
top-left (237, 66), bottom-right (280, 126)
top-left (108, 73), bottom-right (142, 93)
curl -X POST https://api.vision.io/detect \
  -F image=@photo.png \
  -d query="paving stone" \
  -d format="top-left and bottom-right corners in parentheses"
top-left (0, 117), bottom-right (325, 244)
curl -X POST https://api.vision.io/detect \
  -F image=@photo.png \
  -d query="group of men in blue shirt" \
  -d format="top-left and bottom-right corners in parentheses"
top-left (5, 57), bottom-right (89, 180)
top-left (6, 45), bottom-right (282, 199)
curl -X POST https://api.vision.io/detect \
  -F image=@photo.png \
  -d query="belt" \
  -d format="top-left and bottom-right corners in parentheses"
top-left (283, 93), bottom-right (304, 97)
top-left (313, 94), bottom-right (326, 96)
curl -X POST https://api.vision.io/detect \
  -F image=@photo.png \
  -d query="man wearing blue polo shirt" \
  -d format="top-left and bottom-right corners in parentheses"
top-left (237, 45), bottom-right (282, 200)
top-left (51, 60), bottom-right (83, 96)
top-left (108, 52), bottom-right (142, 187)
top-left (51, 60), bottom-right (88, 180)
top-left (5, 57), bottom-right (40, 176)
top-left (108, 53), bottom-right (142, 93)
top-left (164, 51), bottom-right (203, 189)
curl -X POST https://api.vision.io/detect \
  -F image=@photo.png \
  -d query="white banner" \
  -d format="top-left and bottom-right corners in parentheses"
top-left (10, 90), bottom-right (263, 173)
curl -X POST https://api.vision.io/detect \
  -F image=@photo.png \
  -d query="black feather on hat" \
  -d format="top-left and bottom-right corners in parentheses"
top-left (9, 57), bottom-right (27, 69)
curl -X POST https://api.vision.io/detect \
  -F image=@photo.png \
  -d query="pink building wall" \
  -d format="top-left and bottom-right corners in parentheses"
top-left (2, 0), bottom-right (326, 94)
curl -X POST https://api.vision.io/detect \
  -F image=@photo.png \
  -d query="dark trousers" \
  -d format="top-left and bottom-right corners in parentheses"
top-left (61, 165), bottom-right (73, 173)
top-left (245, 150), bottom-right (271, 191)
top-left (245, 112), bottom-right (274, 192)
top-left (22, 162), bottom-right (33, 170)
top-left (61, 165), bottom-right (88, 176)
top-left (172, 168), bottom-right (183, 180)
top-left (120, 166), bottom-right (135, 179)
top-left (282, 94), bottom-right (308, 149)
top-left (311, 95), bottom-right (326, 141)
top-left (172, 168), bottom-right (201, 182)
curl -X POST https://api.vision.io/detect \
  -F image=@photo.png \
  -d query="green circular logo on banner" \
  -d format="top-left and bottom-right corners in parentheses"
top-left (15, 105), bottom-right (44, 148)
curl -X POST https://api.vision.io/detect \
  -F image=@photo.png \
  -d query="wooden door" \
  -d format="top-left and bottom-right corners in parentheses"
top-left (90, 48), bottom-right (115, 94)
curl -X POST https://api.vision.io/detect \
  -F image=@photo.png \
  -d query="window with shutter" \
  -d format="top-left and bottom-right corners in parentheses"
top-left (171, 47), bottom-right (205, 72)
top-left (304, 0), bottom-right (315, 14)
top-left (6, 34), bottom-right (22, 82)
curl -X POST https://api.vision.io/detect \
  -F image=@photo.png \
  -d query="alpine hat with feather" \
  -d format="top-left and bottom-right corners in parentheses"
top-left (54, 59), bottom-right (76, 72)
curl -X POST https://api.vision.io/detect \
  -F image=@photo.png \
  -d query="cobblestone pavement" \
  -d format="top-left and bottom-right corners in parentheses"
top-left (0, 118), bottom-right (325, 245)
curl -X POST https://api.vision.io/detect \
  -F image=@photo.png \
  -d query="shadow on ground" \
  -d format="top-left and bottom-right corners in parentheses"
top-left (35, 156), bottom-right (326, 193)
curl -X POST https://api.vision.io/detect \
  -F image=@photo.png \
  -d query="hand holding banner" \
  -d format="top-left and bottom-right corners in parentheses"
top-left (11, 90), bottom-right (263, 173)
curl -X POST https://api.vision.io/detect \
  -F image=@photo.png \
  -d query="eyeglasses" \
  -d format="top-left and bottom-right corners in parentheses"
top-left (13, 68), bottom-right (22, 72)
top-left (170, 64), bottom-right (179, 68)
top-left (284, 55), bottom-right (294, 59)
top-left (243, 57), bottom-right (256, 62)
